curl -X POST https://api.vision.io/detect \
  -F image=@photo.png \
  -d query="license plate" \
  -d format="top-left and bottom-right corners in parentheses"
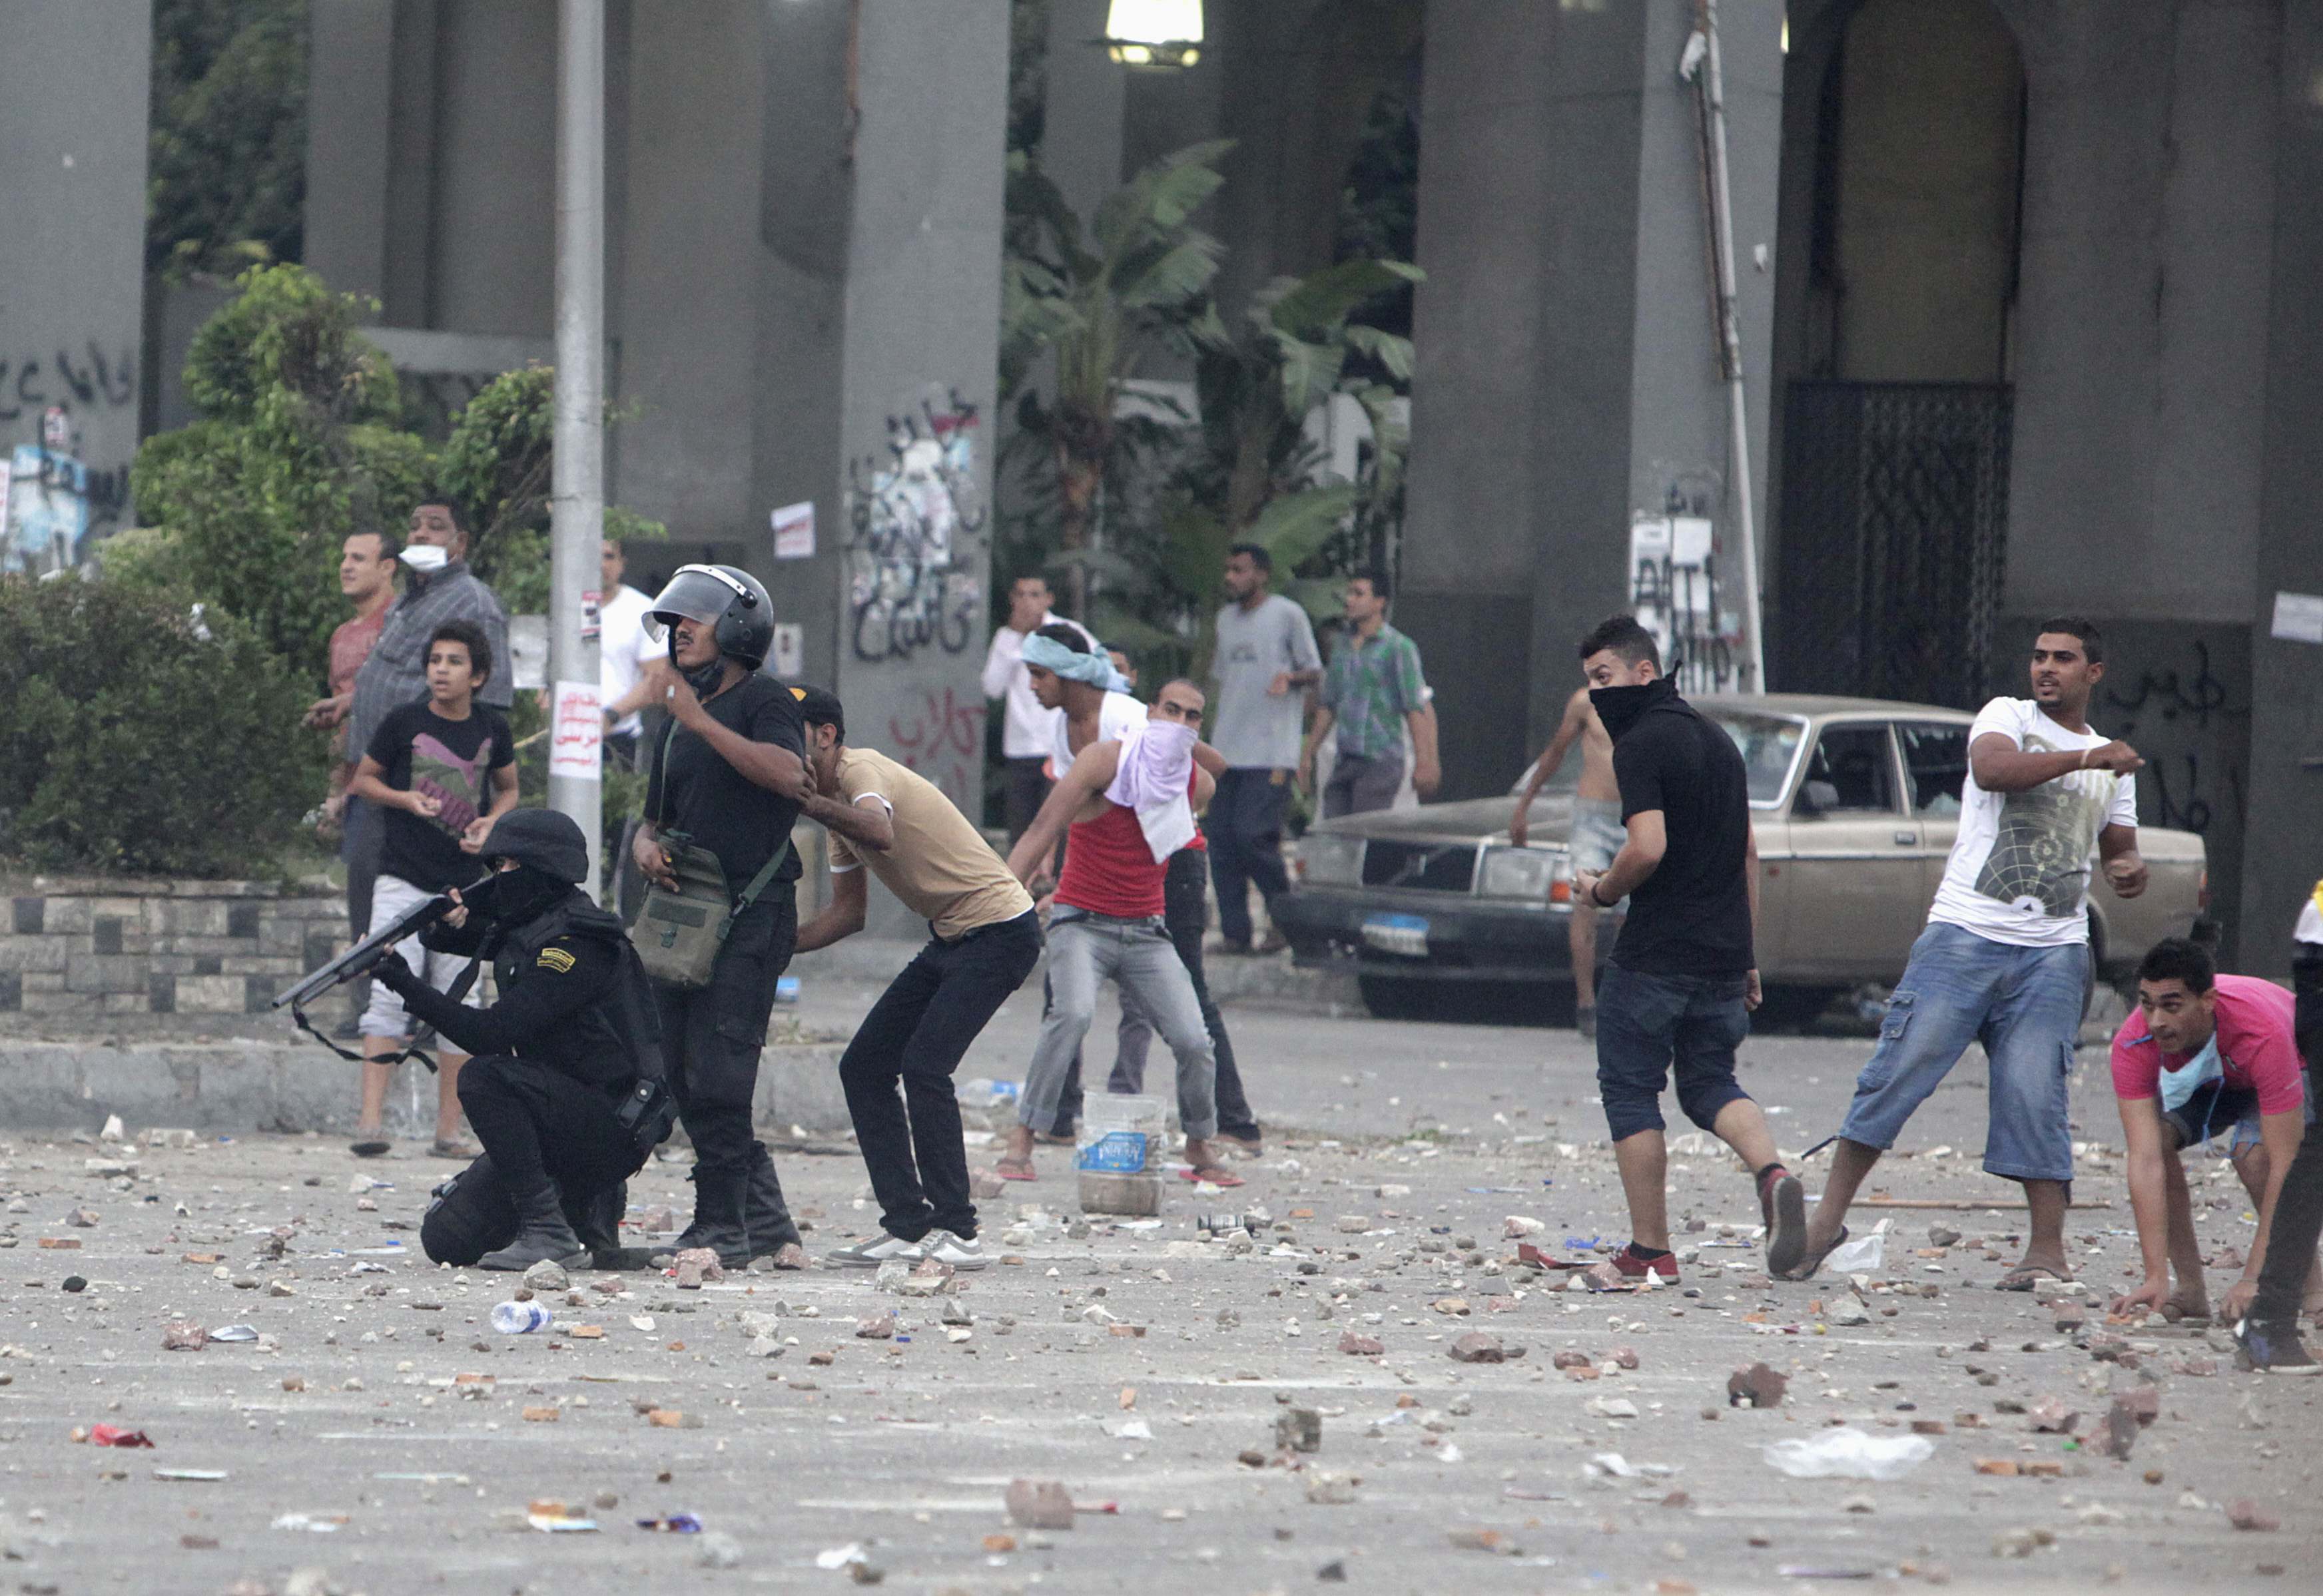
top-left (1361, 912), bottom-right (1430, 957)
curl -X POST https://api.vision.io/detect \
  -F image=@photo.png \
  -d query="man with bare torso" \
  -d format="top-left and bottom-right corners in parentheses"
top-left (1512, 683), bottom-right (1621, 1037)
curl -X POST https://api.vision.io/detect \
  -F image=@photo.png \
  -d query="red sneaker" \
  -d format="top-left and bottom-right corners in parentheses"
top-left (1607, 1243), bottom-right (1680, 1284)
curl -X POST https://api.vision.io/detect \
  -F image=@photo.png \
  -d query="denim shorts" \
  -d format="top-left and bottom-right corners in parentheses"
top-left (1569, 796), bottom-right (1626, 876)
top-left (1838, 921), bottom-right (2089, 1183)
top-left (2166, 1074), bottom-right (2317, 1157)
top-left (1594, 963), bottom-right (1754, 1141)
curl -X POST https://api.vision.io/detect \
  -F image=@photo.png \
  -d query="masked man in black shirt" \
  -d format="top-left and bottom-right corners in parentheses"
top-left (631, 565), bottom-right (815, 1269)
top-left (1568, 615), bottom-right (1802, 1288)
top-left (372, 808), bottom-right (673, 1271)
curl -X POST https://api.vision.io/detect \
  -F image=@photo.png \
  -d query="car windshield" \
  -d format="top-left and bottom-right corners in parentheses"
top-left (1705, 710), bottom-right (1809, 804)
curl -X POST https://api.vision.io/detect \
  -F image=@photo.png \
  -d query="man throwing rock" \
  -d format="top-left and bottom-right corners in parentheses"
top-left (1780, 619), bottom-right (2147, 1288)
top-left (789, 688), bottom-right (1042, 1272)
top-left (1000, 657), bottom-right (1239, 1186)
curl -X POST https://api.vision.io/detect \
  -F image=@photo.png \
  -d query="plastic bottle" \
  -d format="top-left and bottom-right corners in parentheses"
top-left (491, 1300), bottom-right (553, 1334)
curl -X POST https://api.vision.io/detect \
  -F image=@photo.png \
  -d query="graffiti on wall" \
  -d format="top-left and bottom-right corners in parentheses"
top-left (1628, 512), bottom-right (1742, 694)
top-left (4, 398), bottom-right (131, 575)
top-left (844, 388), bottom-right (987, 665)
top-left (2103, 637), bottom-right (2242, 838)
top-left (886, 685), bottom-right (986, 810)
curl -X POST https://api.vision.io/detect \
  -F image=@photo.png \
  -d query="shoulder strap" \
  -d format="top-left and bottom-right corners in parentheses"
top-left (650, 715), bottom-right (681, 826)
top-left (719, 836), bottom-right (793, 939)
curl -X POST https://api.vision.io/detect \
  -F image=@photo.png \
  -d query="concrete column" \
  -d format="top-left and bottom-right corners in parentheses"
top-left (1401, 0), bottom-right (1783, 798)
top-left (0, 0), bottom-right (151, 568)
top-left (754, 0), bottom-right (1010, 935)
top-left (2241, 0), bottom-right (2323, 975)
top-left (302, 0), bottom-right (397, 306)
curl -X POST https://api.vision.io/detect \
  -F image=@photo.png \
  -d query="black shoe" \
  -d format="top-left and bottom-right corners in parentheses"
top-left (2234, 1316), bottom-right (2322, 1375)
top-left (567, 1180), bottom-right (628, 1269)
top-left (478, 1183), bottom-right (590, 1272)
top-left (674, 1161), bottom-right (757, 1269)
top-left (740, 1145), bottom-right (802, 1264)
top-left (1760, 1169), bottom-right (1807, 1278)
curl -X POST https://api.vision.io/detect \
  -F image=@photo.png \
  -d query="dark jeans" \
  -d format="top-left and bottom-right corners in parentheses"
top-left (1594, 963), bottom-right (1753, 1142)
top-left (841, 911), bottom-right (1042, 1241)
top-left (1207, 767), bottom-right (1292, 946)
top-left (1323, 749), bottom-right (1404, 819)
top-left (1003, 757), bottom-right (1052, 845)
top-left (1052, 848), bottom-right (1261, 1141)
top-left (652, 890), bottom-right (801, 1244)
top-left (2252, 947), bottom-right (2323, 1326)
top-left (341, 794), bottom-right (384, 1015)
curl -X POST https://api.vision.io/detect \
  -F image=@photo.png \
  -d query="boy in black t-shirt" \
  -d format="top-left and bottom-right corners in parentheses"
top-left (1568, 615), bottom-right (1802, 1288)
top-left (347, 619), bottom-right (519, 1159)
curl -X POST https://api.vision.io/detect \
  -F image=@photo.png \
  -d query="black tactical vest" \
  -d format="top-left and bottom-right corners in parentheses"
top-left (491, 894), bottom-right (666, 1089)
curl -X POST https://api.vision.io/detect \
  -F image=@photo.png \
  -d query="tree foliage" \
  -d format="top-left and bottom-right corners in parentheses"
top-left (0, 577), bottom-right (322, 876)
top-left (149, 0), bottom-right (309, 280)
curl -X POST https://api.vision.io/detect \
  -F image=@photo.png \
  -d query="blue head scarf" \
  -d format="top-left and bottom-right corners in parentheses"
top-left (1022, 632), bottom-right (1133, 693)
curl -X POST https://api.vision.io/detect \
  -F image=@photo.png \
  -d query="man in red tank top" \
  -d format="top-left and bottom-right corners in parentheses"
top-left (1000, 678), bottom-right (1241, 1185)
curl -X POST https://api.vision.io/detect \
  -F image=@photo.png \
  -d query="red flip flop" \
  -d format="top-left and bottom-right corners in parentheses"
top-left (993, 1162), bottom-right (1038, 1183)
top-left (1179, 1166), bottom-right (1245, 1188)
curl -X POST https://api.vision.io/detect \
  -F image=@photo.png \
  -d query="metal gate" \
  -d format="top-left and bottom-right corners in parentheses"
top-left (1778, 382), bottom-right (2013, 710)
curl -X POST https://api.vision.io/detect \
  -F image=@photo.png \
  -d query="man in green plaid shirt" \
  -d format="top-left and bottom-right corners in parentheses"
top-left (1300, 571), bottom-right (1441, 817)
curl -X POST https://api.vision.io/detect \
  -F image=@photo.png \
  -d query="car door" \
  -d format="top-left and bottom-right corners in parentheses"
top-left (1896, 720), bottom-right (1973, 916)
top-left (1778, 720), bottom-right (1920, 979)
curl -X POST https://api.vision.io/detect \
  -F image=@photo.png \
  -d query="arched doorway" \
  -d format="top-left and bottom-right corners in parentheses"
top-left (1771, 0), bottom-right (2026, 708)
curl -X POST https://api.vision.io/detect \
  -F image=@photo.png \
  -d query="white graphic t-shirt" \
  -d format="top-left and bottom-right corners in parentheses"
top-left (1926, 698), bottom-right (2139, 948)
top-left (2296, 880), bottom-right (2323, 947)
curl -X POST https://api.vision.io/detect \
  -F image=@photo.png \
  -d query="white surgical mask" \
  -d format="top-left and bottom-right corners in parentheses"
top-left (400, 544), bottom-right (449, 574)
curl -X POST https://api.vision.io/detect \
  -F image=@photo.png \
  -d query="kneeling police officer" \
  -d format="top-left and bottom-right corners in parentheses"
top-left (371, 808), bottom-right (673, 1270)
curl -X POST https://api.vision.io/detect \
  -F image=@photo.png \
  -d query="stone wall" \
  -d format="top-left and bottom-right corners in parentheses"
top-left (0, 877), bottom-right (347, 1031)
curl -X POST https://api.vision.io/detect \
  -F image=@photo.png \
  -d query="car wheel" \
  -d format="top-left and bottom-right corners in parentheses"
top-left (1358, 974), bottom-right (1432, 1021)
top-left (1752, 984), bottom-right (1846, 1031)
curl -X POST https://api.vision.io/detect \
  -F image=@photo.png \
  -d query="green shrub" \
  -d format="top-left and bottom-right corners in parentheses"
top-left (0, 576), bottom-right (325, 876)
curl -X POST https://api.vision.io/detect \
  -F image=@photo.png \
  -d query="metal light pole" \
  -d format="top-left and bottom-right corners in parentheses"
top-left (1698, 0), bottom-right (1767, 692)
top-left (549, 0), bottom-right (606, 897)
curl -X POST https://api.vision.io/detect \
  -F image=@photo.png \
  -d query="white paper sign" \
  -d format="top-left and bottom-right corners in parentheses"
top-left (772, 501), bottom-right (815, 560)
top-left (508, 615), bottom-right (548, 690)
top-left (2270, 591), bottom-right (2323, 645)
top-left (549, 679), bottom-right (603, 780)
top-left (772, 622), bottom-right (805, 678)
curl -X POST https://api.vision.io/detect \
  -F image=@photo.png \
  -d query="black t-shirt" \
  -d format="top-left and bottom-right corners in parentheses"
top-left (1606, 685), bottom-right (1755, 976)
top-left (645, 673), bottom-right (806, 886)
top-left (366, 700), bottom-right (516, 893)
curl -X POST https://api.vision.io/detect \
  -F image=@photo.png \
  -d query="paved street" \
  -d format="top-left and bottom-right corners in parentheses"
top-left (1, 979), bottom-right (2314, 1594)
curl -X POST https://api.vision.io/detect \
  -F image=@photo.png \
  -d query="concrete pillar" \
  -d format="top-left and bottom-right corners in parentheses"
top-left (1401, 0), bottom-right (1783, 798)
top-left (302, 0), bottom-right (397, 306)
top-left (2241, 0), bottom-right (2323, 975)
top-left (754, 0), bottom-right (1010, 935)
top-left (0, 0), bottom-right (151, 569)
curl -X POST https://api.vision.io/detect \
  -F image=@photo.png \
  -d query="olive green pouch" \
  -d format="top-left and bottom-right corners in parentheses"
top-left (631, 832), bottom-right (789, 990)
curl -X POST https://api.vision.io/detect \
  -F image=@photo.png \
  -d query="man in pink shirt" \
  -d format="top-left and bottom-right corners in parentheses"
top-left (2109, 937), bottom-right (2319, 1324)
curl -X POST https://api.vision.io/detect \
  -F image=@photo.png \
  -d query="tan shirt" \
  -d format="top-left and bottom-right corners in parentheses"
top-left (827, 747), bottom-right (1034, 939)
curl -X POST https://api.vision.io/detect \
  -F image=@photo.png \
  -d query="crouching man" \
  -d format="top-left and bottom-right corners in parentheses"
top-left (375, 809), bottom-right (673, 1270)
top-left (2109, 937), bottom-right (2320, 1327)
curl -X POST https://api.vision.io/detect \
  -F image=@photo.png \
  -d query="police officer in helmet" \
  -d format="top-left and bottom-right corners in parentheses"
top-left (633, 564), bottom-right (814, 1268)
top-left (374, 808), bottom-right (672, 1270)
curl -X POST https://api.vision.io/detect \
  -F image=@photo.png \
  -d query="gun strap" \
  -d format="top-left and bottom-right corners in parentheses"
top-left (288, 953), bottom-right (488, 1076)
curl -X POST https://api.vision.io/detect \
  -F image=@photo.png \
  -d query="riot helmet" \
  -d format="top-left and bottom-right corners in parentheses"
top-left (646, 564), bottom-right (774, 670)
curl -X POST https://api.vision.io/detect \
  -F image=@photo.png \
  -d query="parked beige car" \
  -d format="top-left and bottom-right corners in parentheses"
top-left (1276, 694), bottom-right (2210, 1021)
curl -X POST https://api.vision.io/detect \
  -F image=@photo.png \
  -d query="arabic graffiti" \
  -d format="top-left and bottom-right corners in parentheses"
top-left (886, 686), bottom-right (986, 810)
top-left (844, 388), bottom-right (986, 665)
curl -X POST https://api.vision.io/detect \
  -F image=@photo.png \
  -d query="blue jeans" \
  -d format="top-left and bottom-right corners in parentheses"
top-left (1595, 963), bottom-right (1754, 1141)
top-left (1838, 921), bottom-right (2089, 1183)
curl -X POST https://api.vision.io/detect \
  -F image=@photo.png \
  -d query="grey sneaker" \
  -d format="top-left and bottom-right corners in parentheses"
top-left (918, 1230), bottom-right (989, 1271)
top-left (826, 1232), bottom-right (923, 1269)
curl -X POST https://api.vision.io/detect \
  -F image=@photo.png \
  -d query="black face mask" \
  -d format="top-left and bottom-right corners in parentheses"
top-left (463, 865), bottom-right (567, 928)
top-left (1590, 676), bottom-right (1678, 742)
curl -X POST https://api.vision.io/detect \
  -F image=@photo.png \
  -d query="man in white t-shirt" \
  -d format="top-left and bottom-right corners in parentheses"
top-left (1777, 619), bottom-right (2148, 1290)
top-left (595, 538), bottom-right (663, 770)
top-left (980, 575), bottom-right (1098, 842)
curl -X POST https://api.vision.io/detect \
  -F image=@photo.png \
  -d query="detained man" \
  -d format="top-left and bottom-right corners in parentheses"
top-left (789, 688), bottom-right (1042, 1271)
top-left (999, 667), bottom-right (1242, 1187)
top-left (2108, 937), bottom-right (2319, 1328)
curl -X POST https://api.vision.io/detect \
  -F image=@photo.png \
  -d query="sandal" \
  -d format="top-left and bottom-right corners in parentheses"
top-left (1179, 1165), bottom-right (1245, 1188)
top-left (350, 1137), bottom-right (392, 1159)
top-left (1994, 1264), bottom-right (2077, 1292)
top-left (994, 1160), bottom-right (1038, 1182)
top-left (1775, 1225), bottom-right (1849, 1282)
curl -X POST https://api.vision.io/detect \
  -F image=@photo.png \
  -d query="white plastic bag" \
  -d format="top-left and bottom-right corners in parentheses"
top-left (1762, 1426), bottom-right (1933, 1481)
top-left (1824, 1218), bottom-right (1889, 1274)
